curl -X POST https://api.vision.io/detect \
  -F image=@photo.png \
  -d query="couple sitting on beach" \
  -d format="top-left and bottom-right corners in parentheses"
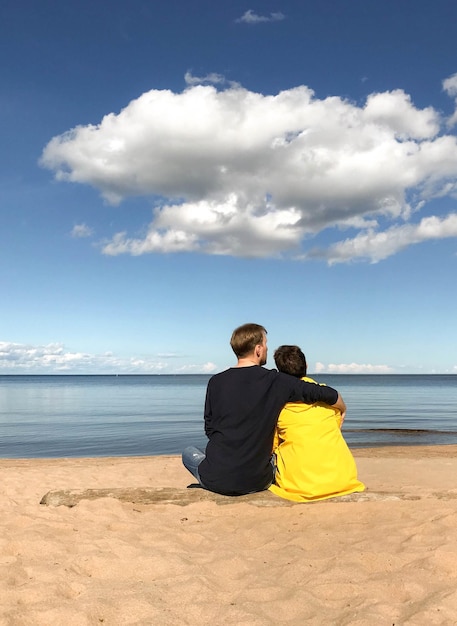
top-left (182, 323), bottom-right (364, 501)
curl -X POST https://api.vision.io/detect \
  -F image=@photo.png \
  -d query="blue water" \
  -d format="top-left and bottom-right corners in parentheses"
top-left (0, 374), bottom-right (456, 458)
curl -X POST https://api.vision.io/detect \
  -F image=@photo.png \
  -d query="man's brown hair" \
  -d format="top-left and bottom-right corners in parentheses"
top-left (230, 323), bottom-right (267, 358)
top-left (274, 345), bottom-right (307, 378)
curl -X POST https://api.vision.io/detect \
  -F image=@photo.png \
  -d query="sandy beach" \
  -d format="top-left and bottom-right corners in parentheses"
top-left (1, 446), bottom-right (457, 625)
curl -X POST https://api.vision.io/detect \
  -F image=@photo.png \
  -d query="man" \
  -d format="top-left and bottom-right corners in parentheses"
top-left (182, 323), bottom-right (346, 496)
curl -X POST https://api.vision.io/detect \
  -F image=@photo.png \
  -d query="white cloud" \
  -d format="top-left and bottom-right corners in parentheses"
top-left (314, 361), bottom-right (394, 374)
top-left (363, 90), bottom-right (438, 139)
top-left (443, 72), bottom-right (457, 128)
top-left (443, 73), bottom-right (457, 97)
top-left (201, 361), bottom-right (217, 373)
top-left (0, 341), bottom-right (217, 374)
top-left (184, 71), bottom-right (241, 90)
top-left (236, 10), bottom-right (285, 24)
top-left (173, 362), bottom-right (218, 374)
top-left (102, 195), bottom-right (303, 257)
top-left (71, 223), bottom-right (94, 238)
top-left (308, 212), bottom-right (457, 264)
top-left (184, 71), bottom-right (226, 86)
top-left (40, 75), bottom-right (457, 262)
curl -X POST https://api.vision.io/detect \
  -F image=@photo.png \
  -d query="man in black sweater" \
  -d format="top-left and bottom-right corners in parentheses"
top-left (182, 323), bottom-right (346, 495)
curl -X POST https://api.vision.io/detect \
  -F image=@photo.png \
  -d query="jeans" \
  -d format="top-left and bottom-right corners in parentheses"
top-left (182, 446), bottom-right (276, 492)
top-left (182, 446), bottom-right (207, 487)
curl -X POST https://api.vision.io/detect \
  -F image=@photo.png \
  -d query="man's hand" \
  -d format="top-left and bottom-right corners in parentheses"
top-left (333, 393), bottom-right (346, 424)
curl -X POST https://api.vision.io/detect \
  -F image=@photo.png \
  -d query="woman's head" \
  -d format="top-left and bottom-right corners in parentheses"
top-left (274, 345), bottom-right (307, 378)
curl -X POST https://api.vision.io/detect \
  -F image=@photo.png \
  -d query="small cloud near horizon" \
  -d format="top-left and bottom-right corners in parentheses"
top-left (314, 362), bottom-right (394, 374)
top-left (0, 340), bottom-right (217, 375)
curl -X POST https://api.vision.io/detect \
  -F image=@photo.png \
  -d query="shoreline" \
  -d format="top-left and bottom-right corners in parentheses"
top-left (1, 445), bottom-right (457, 624)
top-left (1, 441), bottom-right (457, 464)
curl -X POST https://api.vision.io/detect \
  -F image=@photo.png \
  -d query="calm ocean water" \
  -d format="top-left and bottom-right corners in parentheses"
top-left (0, 374), bottom-right (456, 458)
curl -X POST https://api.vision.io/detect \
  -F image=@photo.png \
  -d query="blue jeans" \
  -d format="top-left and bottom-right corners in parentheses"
top-left (182, 446), bottom-right (276, 492)
top-left (182, 446), bottom-right (207, 487)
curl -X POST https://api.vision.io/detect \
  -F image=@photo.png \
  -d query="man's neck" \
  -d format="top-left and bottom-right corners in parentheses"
top-left (235, 356), bottom-right (261, 368)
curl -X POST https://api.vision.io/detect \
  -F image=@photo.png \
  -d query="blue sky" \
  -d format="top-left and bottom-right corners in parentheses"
top-left (2, 0), bottom-right (457, 374)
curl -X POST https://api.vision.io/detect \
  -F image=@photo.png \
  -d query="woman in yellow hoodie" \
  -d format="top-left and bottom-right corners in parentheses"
top-left (269, 345), bottom-right (365, 502)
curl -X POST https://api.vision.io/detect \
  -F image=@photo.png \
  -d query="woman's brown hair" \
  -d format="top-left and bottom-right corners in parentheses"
top-left (274, 345), bottom-right (307, 378)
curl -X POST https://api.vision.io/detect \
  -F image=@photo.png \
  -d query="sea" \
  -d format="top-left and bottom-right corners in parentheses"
top-left (0, 374), bottom-right (456, 459)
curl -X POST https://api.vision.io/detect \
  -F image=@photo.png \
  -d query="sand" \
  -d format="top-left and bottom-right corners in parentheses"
top-left (1, 446), bottom-right (457, 625)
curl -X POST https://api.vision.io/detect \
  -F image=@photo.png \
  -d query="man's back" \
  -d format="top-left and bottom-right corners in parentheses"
top-left (198, 366), bottom-right (337, 495)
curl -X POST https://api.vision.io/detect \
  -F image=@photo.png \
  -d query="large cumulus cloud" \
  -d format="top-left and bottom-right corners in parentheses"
top-left (40, 75), bottom-right (457, 262)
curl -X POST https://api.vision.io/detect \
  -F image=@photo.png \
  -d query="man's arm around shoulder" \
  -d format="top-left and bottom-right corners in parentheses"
top-left (297, 377), bottom-right (347, 422)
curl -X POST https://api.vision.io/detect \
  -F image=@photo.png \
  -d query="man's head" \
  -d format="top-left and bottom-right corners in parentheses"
top-left (230, 323), bottom-right (268, 365)
top-left (274, 345), bottom-right (307, 378)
